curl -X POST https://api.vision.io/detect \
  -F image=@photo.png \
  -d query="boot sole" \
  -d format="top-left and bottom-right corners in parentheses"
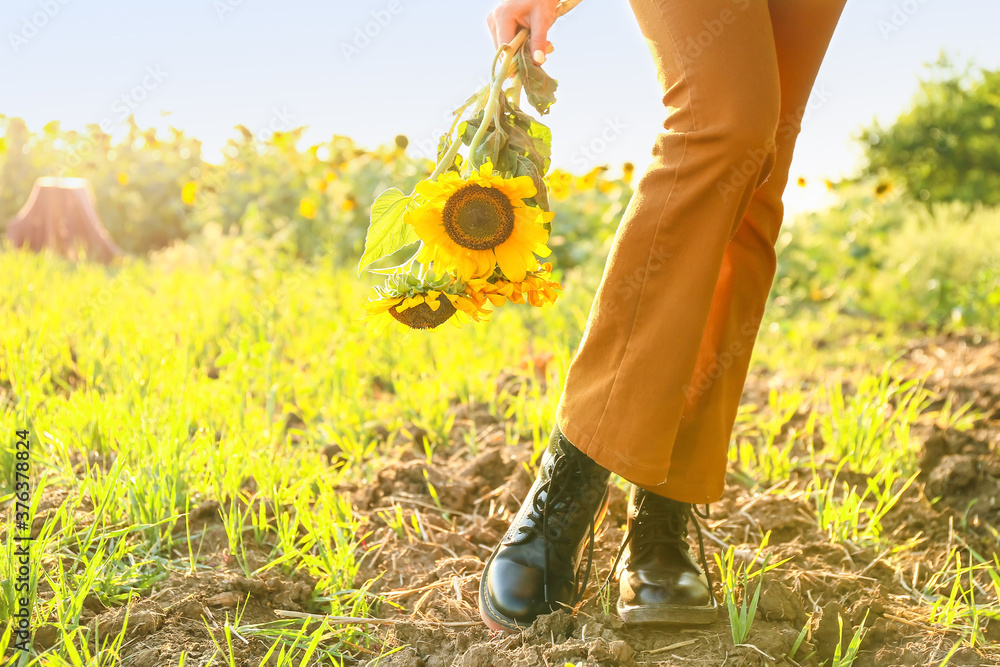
top-left (478, 490), bottom-right (611, 633)
top-left (617, 596), bottom-right (719, 626)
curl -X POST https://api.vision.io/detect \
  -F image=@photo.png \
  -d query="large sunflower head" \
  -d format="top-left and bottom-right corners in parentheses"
top-left (406, 163), bottom-right (553, 282)
top-left (362, 271), bottom-right (491, 334)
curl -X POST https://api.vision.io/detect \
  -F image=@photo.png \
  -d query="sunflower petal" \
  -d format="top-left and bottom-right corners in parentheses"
top-left (494, 243), bottom-right (529, 281)
top-left (506, 175), bottom-right (537, 199)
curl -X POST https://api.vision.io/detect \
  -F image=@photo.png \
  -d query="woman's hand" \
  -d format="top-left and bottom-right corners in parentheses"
top-left (487, 0), bottom-right (558, 64)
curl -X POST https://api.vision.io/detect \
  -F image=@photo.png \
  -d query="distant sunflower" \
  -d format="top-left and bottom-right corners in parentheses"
top-left (406, 163), bottom-right (553, 282)
top-left (576, 170), bottom-right (598, 191)
top-left (547, 169), bottom-right (573, 200)
top-left (622, 162), bottom-right (635, 186)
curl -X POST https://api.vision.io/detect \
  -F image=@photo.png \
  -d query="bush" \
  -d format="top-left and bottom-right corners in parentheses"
top-left (774, 181), bottom-right (1000, 332)
top-left (863, 203), bottom-right (1000, 329)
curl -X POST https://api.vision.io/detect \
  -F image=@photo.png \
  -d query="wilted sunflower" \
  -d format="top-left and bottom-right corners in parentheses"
top-left (362, 273), bottom-right (490, 335)
top-left (406, 163), bottom-right (553, 282)
top-left (466, 263), bottom-right (563, 308)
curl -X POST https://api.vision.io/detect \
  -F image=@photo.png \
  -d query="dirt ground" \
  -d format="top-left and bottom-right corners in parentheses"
top-left (32, 334), bottom-right (1000, 666)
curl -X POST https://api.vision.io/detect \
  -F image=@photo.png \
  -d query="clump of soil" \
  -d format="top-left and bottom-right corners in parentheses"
top-left (919, 426), bottom-right (1000, 526)
top-left (906, 335), bottom-right (1000, 421)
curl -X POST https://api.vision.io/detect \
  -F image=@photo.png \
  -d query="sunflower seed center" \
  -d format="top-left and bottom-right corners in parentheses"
top-left (442, 184), bottom-right (515, 250)
top-left (389, 297), bottom-right (457, 330)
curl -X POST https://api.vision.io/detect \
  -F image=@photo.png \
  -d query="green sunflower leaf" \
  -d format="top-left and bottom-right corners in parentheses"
top-left (460, 110), bottom-right (486, 145)
top-left (367, 259), bottom-right (416, 276)
top-left (436, 133), bottom-right (451, 162)
top-left (524, 116), bottom-right (552, 161)
top-left (455, 85), bottom-right (490, 117)
top-left (357, 188), bottom-right (419, 276)
top-left (458, 120), bottom-right (473, 145)
top-left (469, 102), bottom-right (516, 172)
top-left (472, 127), bottom-right (511, 172)
top-left (513, 153), bottom-right (549, 212)
top-left (515, 42), bottom-right (558, 116)
top-left (508, 103), bottom-right (552, 175)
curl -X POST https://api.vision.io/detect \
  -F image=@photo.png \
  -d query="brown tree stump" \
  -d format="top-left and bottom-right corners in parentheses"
top-left (6, 177), bottom-right (121, 264)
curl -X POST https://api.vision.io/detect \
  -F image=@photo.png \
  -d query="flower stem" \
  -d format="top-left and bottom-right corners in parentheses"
top-left (510, 71), bottom-right (523, 109)
top-left (429, 135), bottom-right (464, 181)
top-left (465, 43), bottom-right (519, 175)
top-left (428, 0), bottom-right (583, 181)
top-left (427, 85), bottom-right (492, 181)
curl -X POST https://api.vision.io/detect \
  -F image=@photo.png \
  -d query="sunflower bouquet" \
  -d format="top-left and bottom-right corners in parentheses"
top-left (357, 1), bottom-right (583, 334)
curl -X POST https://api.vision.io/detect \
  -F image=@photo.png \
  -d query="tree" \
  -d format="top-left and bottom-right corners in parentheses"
top-left (7, 177), bottom-right (121, 263)
top-left (860, 57), bottom-right (1000, 207)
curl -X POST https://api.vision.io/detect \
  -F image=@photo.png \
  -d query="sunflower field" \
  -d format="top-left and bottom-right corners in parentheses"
top-left (0, 114), bottom-right (629, 271)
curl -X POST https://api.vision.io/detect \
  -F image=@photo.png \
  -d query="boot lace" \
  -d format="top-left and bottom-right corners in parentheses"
top-left (603, 491), bottom-right (714, 595)
top-left (512, 452), bottom-right (604, 607)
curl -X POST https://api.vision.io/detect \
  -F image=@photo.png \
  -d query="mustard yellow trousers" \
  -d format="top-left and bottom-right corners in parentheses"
top-left (557, 0), bottom-right (848, 504)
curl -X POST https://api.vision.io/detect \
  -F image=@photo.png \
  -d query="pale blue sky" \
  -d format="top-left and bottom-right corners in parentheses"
top-left (2, 0), bottom-right (998, 215)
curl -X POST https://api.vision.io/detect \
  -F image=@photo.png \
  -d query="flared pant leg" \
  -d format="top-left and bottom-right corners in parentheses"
top-left (557, 0), bottom-right (848, 503)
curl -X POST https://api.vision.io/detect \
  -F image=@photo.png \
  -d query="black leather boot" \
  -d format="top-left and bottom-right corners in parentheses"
top-left (479, 427), bottom-right (611, 632)
top-left (612, 486), bottom-right (717, 626)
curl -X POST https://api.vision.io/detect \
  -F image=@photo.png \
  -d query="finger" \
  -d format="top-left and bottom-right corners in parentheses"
top-left (529, 7), bottom-right (554, 64)
top-left (494, 8), bottom-right (520, 48)
top-left (487, 12), bottom-right (498, 49)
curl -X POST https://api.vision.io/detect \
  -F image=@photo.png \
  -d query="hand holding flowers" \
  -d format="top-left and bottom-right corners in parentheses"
top-left (358, 0), bottom-right (584, 333)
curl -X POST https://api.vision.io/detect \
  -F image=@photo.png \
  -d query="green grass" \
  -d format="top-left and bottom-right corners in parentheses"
top-left (714, 532), bottom-right (787, 646)
top-left (2, 245), bottom-right (999, 665)
top-left (0, 245), bottom-right (584, 663)
top-left (831, 609), bottom-right (869, 667)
